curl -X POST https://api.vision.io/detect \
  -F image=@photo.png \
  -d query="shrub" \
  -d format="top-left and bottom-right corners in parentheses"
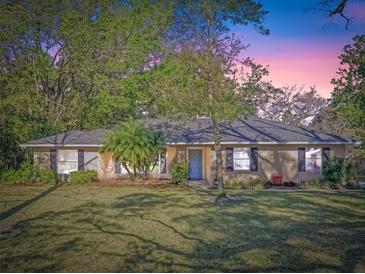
top-left (69, 170), bottom-right (98, 184)
top-left (0, 161), bottom-right (36, 184)
top-left (0, 162), bottom-right (60, 185)
top-left (170, 161), bottom-right (188, 185)
top-left (301, 179), bottom-right (331, 189)
top-left (37, 168), bottom-right (58, 184)
top-left (0, 170), bottom-right (15, 184)
top-left (224, 178), bottom-right (264, 189)
top-left (247, 178), bottom-right (265, 189)
top-left (323, 158), bottom-right (347, 186)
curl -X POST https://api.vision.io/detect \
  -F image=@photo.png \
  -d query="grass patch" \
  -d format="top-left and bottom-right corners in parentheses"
top-left (0, 185), bottom-right (365, 272)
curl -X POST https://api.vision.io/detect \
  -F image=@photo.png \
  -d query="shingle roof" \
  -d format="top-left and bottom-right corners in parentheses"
top-left (20, 117), bottom-right (357, 147)
top-left (21, 129), bottom-right (108, 147)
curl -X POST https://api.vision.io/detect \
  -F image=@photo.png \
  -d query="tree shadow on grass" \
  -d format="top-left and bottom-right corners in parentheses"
top-left (1, 188), bottom-right (365, 272)
top-left (0, 183), bottom-right (62, 221)
top-left (169, 191), bottom-right (365, 272)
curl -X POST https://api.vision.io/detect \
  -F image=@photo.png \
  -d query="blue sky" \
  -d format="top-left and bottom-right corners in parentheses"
top-left (232, 0), bottom-right (365, 97)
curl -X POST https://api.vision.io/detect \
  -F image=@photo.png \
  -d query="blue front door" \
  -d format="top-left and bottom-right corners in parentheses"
top-left (188, 150), bottom-right (202, 180)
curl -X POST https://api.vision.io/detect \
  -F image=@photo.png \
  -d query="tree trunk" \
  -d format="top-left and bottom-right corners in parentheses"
top-left (122, 161), bottom-right (133, 180)
top-left (133, 165), bottom-right (137, 180)
top-left (212, 117), bottom-right (224, 192)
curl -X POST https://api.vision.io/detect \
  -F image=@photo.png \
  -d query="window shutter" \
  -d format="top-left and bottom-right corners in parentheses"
top-left (50, 149), bottom-right (57, 171)
top-left (322, 147), bottom-right (330, 162)
top-left (78, 149), bottom-right (84, 171)
top-left (298, 147), bottom-right (305, 172)
top-left (115, 161), bottom-right (121, 174)
top-left (250, 147), bottom-right (258, 172)
top-left (226, 147), bottom-right (233, 171)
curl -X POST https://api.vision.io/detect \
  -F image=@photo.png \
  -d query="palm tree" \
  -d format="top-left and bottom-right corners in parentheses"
top-left (101, 119), bottom-right (164, 180)
top-left (144, 130), bottom-right (165, 176)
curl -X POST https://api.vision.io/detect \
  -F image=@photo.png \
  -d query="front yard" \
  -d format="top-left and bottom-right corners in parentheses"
top-left (1, 184), bottom-right (365, 272)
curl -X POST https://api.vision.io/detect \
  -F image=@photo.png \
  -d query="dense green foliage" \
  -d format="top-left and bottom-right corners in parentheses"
top-left (148, 1), bottom-right (268, 190)
top-left (0, 0), bottom-right (172, 170)
top-left (101, 119), bottom-right (164, 179)
top-left (330, 35), bottom-right (365, 135)
top-left (313, 35), bottom-right (365, 156)
top-left (1, 0), bottom-right (363, 184)
top-left (0, 162), bottom-right (57, 184)
top-left (0, 162), bottom-right (36, 184)
top-left (69, 170), bottom-right (98, 184)
top-left (301, 158), bottom-right (359, 189)
top-left (322, 158), bottom-right (348, 185)
top-left (170, 161), bottom-right (188, 185)
top-left (36, 168), bottom-right (59, 185)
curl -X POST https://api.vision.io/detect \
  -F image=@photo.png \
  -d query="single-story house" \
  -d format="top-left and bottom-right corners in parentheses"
top-left (20, 116), bottom-right (358, 185)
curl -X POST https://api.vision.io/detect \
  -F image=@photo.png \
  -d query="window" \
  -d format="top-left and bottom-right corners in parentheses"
top-left (84, 152), bottom-right (98, 171)
top-left (58, 150), bottom-right (78, 174)
top-left (298, 147), bottom-right (305, 172)
top-left (233, 148), bottom-right (250, 170)
top-left (305, 147), bottom-right (322, 172)
top-left (159, 151), bottom-right (167, 174)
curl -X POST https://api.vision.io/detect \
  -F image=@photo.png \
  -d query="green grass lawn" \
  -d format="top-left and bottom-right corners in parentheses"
top-left (1, 184), bottom-right (365, 272)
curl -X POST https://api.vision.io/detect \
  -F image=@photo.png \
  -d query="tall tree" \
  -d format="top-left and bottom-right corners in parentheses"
top-left (237, 59), bottom-right (327, 126)
top-left (0, 0), bottom-right (172, 168)
top-left (315, 35), bottom-right (365, 150)
top-left (255, 85), bottom-right (327, 126)
top-left (149, 1), bottom-right (268, 191)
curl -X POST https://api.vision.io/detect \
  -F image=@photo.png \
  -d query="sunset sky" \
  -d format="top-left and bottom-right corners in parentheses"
top-left (234, 0), bottom-right (365, 97)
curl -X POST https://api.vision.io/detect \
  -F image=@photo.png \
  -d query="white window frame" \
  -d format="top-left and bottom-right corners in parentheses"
top-left (233, 147), bottom-right (250, 171)
top-left (57, 150), bottom-right (78, 174)
top-left (305, 147), bottom-right (322, 172)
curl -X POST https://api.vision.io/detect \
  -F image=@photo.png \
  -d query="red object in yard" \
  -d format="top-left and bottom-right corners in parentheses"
top-left (271, 174), bottom-right (283, 186)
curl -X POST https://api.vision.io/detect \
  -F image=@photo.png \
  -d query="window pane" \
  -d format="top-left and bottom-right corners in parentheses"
top-left (234, 148), bottom-right (249, 159)
top-left (233, 148), bottom-right (250, 170)
top-left (234, 159), bottom-right (250, 170)
top-left (85, 152), bottom-right (98, 171)
top-left (58, 162), bottom-right (78, 174)
top-left (58, 150), bottom-right (78, 161)
top-left (305, 148), bottom-right (321, 171)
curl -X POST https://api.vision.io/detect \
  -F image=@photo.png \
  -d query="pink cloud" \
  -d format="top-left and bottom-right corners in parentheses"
top-left (241, 39), bottom-right (343, 97)
top-left (258, 53), bottom-right (339, 97)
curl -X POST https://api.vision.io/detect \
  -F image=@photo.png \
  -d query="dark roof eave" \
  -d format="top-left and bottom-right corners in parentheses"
top-left (19, 143), bottom-right (104, 148)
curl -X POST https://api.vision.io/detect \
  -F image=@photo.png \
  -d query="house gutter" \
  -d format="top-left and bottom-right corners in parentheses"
top-left (20, 141), bottom-right (361, 148)
top-left (166, 141), bottom-right (361, 145)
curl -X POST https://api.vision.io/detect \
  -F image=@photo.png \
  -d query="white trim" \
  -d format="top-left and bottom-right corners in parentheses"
top-left (166, 141), bottom-right (359, 145)
top-left (19, 141), bottom-right (360, 148)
